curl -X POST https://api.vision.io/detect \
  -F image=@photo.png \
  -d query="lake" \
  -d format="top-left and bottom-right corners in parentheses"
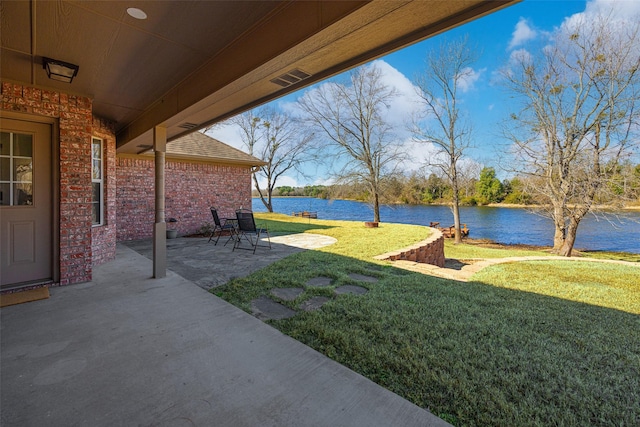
top-left (252, 197), bottom-right (640, 254)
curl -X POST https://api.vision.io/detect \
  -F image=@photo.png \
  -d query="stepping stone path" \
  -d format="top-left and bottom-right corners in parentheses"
top-left (251, 296), bottom-right (297, 321)
top-left (300, 296), bottom-right (331, 312)
top-left (335, 285), bottom-right (368, 295)
top-left (251, 274), bottom-right (376, 320)
top-left (270, 287), bottom-right (304, 301)
top-left (347, 273), bottom-right (379, 283)
top-left (306, 277), bottom-right (333, 287)
top-left (334, 273), bottom-right (377, 296)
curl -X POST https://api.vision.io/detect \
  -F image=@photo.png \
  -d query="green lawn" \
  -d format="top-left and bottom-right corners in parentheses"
top-left (581, 250), bottom-right (640, 263)
top-left (472, 260), bottom-right (640, 314)
top-left (213, 214), bottom-right (640, 426)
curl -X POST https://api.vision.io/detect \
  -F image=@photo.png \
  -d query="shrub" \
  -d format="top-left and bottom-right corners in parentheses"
top-left (196, 222), bottom-right (214, 236)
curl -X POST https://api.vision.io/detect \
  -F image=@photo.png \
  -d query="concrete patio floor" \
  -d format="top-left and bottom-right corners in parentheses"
top-left (121, 234), bottom-right (337, 290)
top-left (123, 235), bottom-right (295, 290)
top-left (1, 240), bottom-right (450, 426)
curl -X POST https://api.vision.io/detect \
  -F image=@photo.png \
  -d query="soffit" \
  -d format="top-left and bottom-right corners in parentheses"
top-left (0, 0), bottom-right (519, 154)
top-left (1, 0), bottom-right (285, 121)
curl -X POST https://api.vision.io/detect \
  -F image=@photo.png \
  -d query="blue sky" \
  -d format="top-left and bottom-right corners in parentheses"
top-left (207, 0), bottom-right (640, 187)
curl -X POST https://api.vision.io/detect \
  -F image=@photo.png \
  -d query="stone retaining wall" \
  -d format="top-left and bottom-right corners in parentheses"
top-left (374, 228), bottom-right (445, 267)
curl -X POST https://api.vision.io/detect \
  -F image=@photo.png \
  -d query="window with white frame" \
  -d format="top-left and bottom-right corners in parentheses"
top-left (91, 137), bottom-right (103, 225)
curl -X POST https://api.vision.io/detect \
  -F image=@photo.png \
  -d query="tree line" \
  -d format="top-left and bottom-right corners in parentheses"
top-left (264, 161), bottom-right (640, 207)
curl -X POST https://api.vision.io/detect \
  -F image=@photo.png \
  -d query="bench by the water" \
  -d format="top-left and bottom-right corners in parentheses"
top-left (292, 211), bottom-right (318, 219)
top-left (429, 222), bottom-right (469, 238)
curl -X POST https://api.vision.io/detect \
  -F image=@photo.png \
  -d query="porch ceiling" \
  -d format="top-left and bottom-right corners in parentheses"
top-left (1, 0), bottom-right (518, 153)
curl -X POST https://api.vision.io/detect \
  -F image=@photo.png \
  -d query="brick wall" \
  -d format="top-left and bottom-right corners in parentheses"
top-left (116, 155), bottom-right (252, 241)
top-left (374, 228), bottom-right (446, 267)
top-left (1, 81), bottom-right (116, 284)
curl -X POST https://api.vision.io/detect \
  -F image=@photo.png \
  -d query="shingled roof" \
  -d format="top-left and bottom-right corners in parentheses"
top-left (161, 132), bottom-right (266, 166)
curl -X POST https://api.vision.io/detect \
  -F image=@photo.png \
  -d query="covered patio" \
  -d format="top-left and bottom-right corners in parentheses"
top-left (1, 1), bottom-right (519, 424)
top-left (1, 0), bottom-right (519, 283)
top-left (121, 233), bottom-right (337, 291)
top-left (1, 242), bottom-right (450, 426)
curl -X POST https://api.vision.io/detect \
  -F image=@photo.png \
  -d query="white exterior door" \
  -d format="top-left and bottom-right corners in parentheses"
top-left (0, 118), bottom-right (53, 288)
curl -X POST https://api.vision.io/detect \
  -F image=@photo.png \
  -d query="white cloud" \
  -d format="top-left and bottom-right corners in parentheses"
top-left (369, 60), bottom-right (422, 122)
top-left (409, 140), bottom-right (483, 179)
top-left (560, 0), bottom-right (640, 35)
top-left (379, 137), bottom-right (426, 173)
top-left (282, 59), bottom-right (424, 148)
top-left (284, 60), bottom-right (422, 132)
top-left (490, 48), bottom-right (532, 86)
top-left (569, 0), bottom-right (640, 24)
top-left (509, 48), bottom-right (533, 65)
top-left (202, 123), bottom-right (246, 151)
top-left (456, 67), bottom-right (485, 93)
top-left (405, 138), bottom-right (483, 177)
top-left (508, 18), bottom-right (538, 50)
top-left (411, 140), bottom-right (450, 168)
top-left (256, 175), bottom-right (298, 189)
top-left (204, 124), bottom-right (313, 187)
top-left (312, 176), bottom-right (336, 186)
top-left (212, 60), bottom-right (471, 184)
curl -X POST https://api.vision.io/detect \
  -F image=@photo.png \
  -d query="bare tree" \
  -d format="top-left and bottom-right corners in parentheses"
top-left (231, 107), bottom-right (313, 212)
top-left (458, 160), bottom-right (483, 200)
top-left (200, 122), bottom-right (222, 134)
top-left (412, 36), bottom-right (478, 243)
top-left (297, 64), bottom-right (404, 223)
top-left (502, 13), bottom-right (640, 256)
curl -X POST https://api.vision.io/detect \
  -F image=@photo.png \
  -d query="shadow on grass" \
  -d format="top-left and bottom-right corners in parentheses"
top-left (213, 250), bottom-right (640, 427)
top-left (443, 258), bottom-right (471, 270)
top-left (582, 250), bottom-right (640, 262)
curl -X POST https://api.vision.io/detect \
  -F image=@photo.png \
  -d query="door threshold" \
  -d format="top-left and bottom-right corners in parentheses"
top-left (1, 279), bottom-right (54, 294)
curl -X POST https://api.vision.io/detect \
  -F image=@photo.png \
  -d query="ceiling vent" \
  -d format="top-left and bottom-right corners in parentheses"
top-left (178, 122), bottom-right (199, 130)
top-left (270, 69), bottom-right (311, 88)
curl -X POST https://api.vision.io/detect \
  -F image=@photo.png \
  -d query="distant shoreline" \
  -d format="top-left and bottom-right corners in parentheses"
top-left (254, 196), bottom-right (640, 211)
top-left (485, 203), bottom-right (640, 211)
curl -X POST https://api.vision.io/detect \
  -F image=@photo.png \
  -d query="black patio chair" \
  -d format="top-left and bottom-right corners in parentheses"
top-left (233, 209), bottom-right (271, 254)
top-left (208, 207), bottom-right (237, 246)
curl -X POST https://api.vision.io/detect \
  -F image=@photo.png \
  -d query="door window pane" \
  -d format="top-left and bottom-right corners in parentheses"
top-left (0, 132), bottom-right (9, 155)
top-left (14, 183), bottom-right (32, 205)
top-left (0, 158), bottom-right (9, 181)
top-left (14, 158), bottom-right (32, 181)
top-left (0, 183), bottom-right (9, 206)
top-left (0, 132), bottom-right (33, 206)
top-left (14, 158), bottom-right (32, 206)
top-left (14, 134), bottom-right (33, 156)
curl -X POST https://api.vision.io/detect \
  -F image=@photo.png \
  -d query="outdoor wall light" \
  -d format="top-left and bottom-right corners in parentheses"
top-left (42, 57), bottom-right (79, 83)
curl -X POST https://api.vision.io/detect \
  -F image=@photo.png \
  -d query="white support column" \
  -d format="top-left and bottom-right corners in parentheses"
top-left (153, 125), bottom-right (167, 278)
